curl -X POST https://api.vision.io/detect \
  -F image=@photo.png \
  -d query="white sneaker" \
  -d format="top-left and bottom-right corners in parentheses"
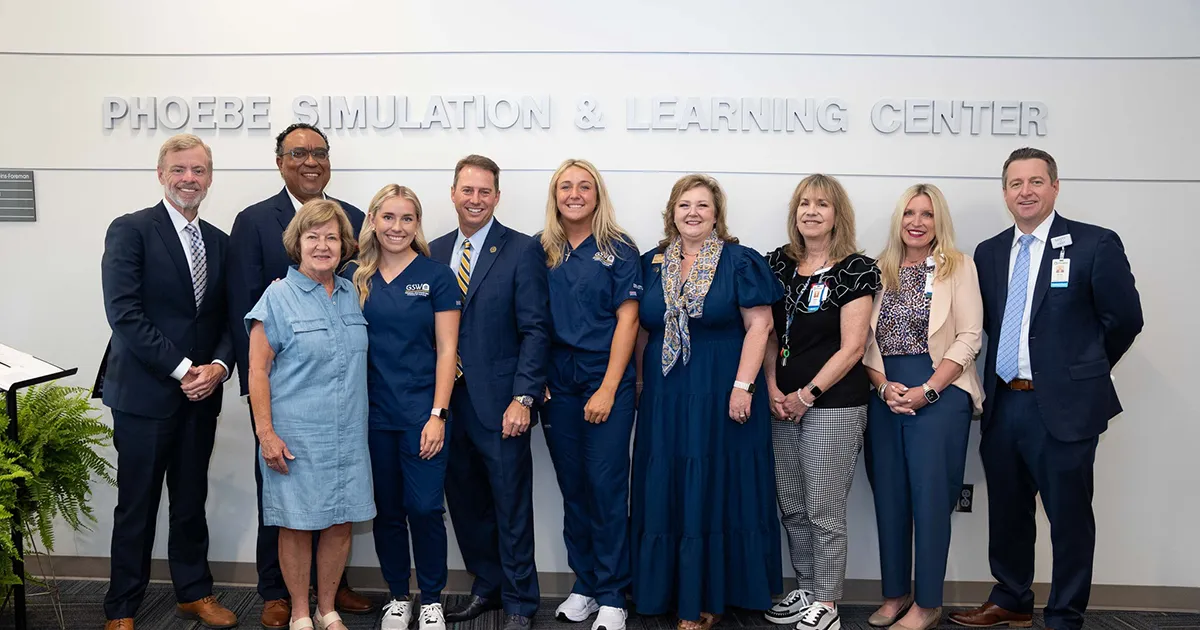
top-left (765, 589), bottom-right (815, 624)
top-left (592, 606), bottom-right (626, 630)
top-left (556, 593), bottom-right (600, 622)
top-left (418, 603), bottom-right (446, 630)
top-left (380, 598), bottom-right (413, 630)
top-left (795, 602), bottom-right (840, 630)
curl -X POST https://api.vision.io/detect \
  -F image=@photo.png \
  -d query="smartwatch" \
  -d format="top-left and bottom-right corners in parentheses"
top-left (733, 380), bottom-right (756, 394)
top-left (805, 382), bottom-right (823, 399)
top-left (513, 395), bottom-right (535, 408)
top-left (431, 407), bottom-right (449, 420)
top-left (921, 383), bottom-right (940, 404)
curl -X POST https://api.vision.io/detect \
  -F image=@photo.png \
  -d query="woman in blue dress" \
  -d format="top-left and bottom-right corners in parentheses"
top-left (349, 185), bottom-right (461, 630)
top-left (246, 199), bottom-right (375, 630)
top-left (631, 174), bottom-right (783, 630)
top-left (538, 159), bottom-right (641, 630)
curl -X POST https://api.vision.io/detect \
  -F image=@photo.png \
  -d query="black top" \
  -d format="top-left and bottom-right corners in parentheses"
top-left (765, 248), bottom-right (881, 408)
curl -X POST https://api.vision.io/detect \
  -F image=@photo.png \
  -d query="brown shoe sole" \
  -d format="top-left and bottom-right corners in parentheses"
top-left (948, 618), bottom-right (1032, 628)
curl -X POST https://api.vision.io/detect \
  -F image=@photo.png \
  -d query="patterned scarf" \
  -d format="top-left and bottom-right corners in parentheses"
top-left (660, 231), bottom-right (724, 375)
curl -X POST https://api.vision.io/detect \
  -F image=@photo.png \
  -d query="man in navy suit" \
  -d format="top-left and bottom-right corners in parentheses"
top-left (950, 148), bottom-right (1143, 630)
top-left (430, 155), bottom-right (550, 630)
top-left (226, 123), bottom-right (372, 627)
top-left (99, 134), bottom-right (238, 630)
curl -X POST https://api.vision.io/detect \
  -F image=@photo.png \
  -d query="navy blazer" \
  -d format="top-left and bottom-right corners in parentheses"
top-left (99, 202), bottom-right (234, 419)
top-left (976, 213), bottom-right (1143, 441)
top-left (429, 220), bottom-right (551, 431)
top-left (226, 187), bottom-right (364, 395)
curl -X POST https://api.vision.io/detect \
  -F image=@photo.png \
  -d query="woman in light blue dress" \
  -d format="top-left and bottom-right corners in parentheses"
top-left (246, 199), bottom-right (375, 630)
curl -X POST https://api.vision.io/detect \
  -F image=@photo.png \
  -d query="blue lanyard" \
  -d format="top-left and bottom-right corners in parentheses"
top-left (780, 260), bottom-right (827, 366)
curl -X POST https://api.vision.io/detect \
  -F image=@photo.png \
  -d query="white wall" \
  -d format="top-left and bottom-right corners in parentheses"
top-left (2, 0), bottom-right (1198, 590)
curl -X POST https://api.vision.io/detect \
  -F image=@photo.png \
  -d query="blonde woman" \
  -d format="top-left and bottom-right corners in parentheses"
top-left (348, 185), bottom-right (461, 630)
top-left (862, 184), bottom-right (981, 630)
top-left (538, 159), bottom-right (640, 630)
top-left (763, 174), bottom-right (881, 630)
top-left (632, 174), bottom-right (782, 630)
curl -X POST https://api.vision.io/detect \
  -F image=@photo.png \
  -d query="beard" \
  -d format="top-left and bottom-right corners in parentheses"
top-left (167, 187), bottom-right (207, 212)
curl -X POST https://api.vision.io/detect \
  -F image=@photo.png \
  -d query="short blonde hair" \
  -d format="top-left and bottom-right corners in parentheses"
top-left (657, 174), bottom-right (739, 250)
top-left (282, 199), bottom-right (357, 265)
top-left (157, 133), bottom-right (213, 170)
top-left (784, 174), bottom-right (859, 264)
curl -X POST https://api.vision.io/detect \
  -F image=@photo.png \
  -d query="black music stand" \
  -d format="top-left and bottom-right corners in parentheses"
top-left (0, 344), bottom-right (78, 630)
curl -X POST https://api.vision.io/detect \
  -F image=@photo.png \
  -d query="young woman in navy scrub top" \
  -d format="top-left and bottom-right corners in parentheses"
top-left (538, 159), bottom-right (641, 630)
top-left (350, 185), bottom-right (461, 630)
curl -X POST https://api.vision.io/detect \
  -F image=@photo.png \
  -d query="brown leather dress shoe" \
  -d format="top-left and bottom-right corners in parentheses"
top-left (261, 598), bottom-right (291, 629)
top-left (948, 602), bottom-right (1032, 628)
top-left (104, 619), bottom-right (134, 630)
top-left (335, 586), bottom-right (375, 615)
top-left (177, 595), bottom-right (239, 629)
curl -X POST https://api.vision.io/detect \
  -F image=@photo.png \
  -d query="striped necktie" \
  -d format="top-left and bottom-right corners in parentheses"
top-left (455, 240), bottom-right (472, 378)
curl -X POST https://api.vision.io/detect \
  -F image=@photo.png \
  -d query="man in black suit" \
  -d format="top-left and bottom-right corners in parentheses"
top-left (227, 123), bottom-right (371, 628)
top-left (950, 148), bottom-right (1143, 630)
top-left (100, 134), bottom-right (237, 630)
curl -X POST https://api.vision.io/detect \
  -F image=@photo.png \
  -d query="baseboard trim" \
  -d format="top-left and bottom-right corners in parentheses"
top-left (24, 554), bottom-right (1199, 613)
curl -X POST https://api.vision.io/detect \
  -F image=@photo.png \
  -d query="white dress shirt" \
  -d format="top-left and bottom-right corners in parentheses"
top-left (451, 217), bottom-right (496, 286)
top-left (163, 198), bottom-right (228, 382)
top-left (1006, 210), bottom-right (1056, 380)
top-left (287, 190), bottom-right (326, 212)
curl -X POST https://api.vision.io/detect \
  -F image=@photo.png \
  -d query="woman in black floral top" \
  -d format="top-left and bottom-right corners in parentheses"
top-left (761, 174), bottom-right (881, 630)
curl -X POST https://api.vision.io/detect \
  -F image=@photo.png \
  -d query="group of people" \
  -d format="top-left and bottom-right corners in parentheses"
top-left (97, 122), bottom-right (1143, 630)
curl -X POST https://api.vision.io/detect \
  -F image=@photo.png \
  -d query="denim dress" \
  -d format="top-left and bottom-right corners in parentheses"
top-left (245, 266), bottom-right (376, 530)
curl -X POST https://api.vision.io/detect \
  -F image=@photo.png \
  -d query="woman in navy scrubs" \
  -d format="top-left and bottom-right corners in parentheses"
top-left (349, 185), bottom-right (461, 630)
top-left (539, 159), bottom-right (641, 630)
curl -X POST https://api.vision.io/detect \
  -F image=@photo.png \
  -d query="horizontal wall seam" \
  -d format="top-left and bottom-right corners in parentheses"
top-left (2, 50), bottom-right (1199, 61)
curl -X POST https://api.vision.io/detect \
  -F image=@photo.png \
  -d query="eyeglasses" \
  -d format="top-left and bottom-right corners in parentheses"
top-left (280, 147), bottom-right (330, 161)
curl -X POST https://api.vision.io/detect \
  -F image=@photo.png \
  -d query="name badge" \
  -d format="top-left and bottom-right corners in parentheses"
top-left (1050, 258), bottom-right (1070, 288)
top-left (807, 282), bottom-right (827, 312)
top-left (924, 271), bottom-right (935, 298)
top-left (1050, 234), bottom-right (1073, 249)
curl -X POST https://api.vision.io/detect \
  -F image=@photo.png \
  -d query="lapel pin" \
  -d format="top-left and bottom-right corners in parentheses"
top-left (490, 246), bottom-right (497, 253)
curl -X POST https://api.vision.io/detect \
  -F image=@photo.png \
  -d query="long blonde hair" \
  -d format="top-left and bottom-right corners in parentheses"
top-left (354, 184), bottom-right (431, 307)
top-left (784, 174), bottom-right (859, 264)
top-left (657, 174), bottom-right (739, 250)
top-left (540, 159), bottom-right (636, 269)
top-left (876, 183), bottom-right (963, 291)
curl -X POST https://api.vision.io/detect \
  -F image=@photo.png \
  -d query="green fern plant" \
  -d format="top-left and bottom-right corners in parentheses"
top-left (0, 383), bottom-right (115, 584)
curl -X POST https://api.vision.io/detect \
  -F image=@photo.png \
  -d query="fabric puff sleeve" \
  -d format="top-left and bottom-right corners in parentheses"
top-left (828, 254), bottom-right (882, 308)
top-left (763, 245), bottom-right (792, 284)
top-left (734, 244), bottom-right (785, 308)
top-left (610, 239), bottom-right (645, 311)
top-left (432, 263), bottom-right (463, 312)
top-left (244, 284), bottom-right (284, 354)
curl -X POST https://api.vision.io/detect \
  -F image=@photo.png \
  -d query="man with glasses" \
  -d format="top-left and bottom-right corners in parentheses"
top-left (228, 122), bottom-right (372, 629)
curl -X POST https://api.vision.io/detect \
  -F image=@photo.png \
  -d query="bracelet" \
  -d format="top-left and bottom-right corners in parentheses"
top-left (877, 382), bottom-right (889, 402)
top-left (797, 392), bottom-right (814, 407)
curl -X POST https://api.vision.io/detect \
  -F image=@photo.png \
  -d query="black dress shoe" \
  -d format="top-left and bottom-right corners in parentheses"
top-left (503, 614), bottom-right (532, 630)
top-left (445, 595), bottom-right (502, 623)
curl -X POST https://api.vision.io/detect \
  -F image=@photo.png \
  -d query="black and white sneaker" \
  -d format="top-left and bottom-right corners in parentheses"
top-left (795, 602), bottom-right (840, 630)
top-left (419, 603), bottom-right (446, 630)
top-left (381, 598), bottom-right (413, 630)
top-left (765, 589), bottom-right (815, 624)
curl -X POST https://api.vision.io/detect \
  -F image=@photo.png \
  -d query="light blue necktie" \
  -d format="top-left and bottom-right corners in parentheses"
top-left (996, 234), bottom-right (1035, 382)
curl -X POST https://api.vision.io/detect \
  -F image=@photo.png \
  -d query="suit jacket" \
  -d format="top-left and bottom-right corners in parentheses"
top-left (975, 213), bottom-right (1143, 441)
top-left (864, 253), bottom-right (985, 416)
top-left (99, 202), bottom-right (234, 419)
top-left (226, 187), bottom-right (364, 395)
top-left (429, 220), bottom-right (551, 431)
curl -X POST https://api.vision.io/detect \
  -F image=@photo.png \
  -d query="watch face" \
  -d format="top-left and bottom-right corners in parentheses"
top-left (924, 389), bottom-right (939, 403)
top-left (747, 382), bottom-right (756, 394)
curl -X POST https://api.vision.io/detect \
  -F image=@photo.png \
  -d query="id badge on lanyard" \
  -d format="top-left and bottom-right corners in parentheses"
top-left (807, 282), bottom-right (827, 313)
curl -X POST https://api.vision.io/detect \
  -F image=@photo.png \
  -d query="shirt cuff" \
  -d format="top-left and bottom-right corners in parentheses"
top-left (170, 357), bottom-right (193, 381)
top-left (212, 360), bottom-right (230, 382)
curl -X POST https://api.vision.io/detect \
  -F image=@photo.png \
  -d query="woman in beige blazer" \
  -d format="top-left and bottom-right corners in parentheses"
top-left (861, 184), bottom-right (982, 630)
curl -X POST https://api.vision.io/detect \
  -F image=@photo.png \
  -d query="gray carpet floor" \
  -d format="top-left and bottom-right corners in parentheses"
top-left (3, 581), bottom-right (1198, 629)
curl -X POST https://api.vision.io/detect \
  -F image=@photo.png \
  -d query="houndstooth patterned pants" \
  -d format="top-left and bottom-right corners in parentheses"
top-left (771, 405), bottom-right (868, 602)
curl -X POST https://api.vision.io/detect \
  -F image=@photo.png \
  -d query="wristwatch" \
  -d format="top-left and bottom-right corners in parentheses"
top-left (921, 383), bottom-right (940, 404)
top-left (513, 395), bottom-right (535, 408)
top-left (733, 380), bottom-right (756, 394)
top-left (805, 382), bottom-right (823, 399)
top-left (431, 407), bottom-right (449, 420)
